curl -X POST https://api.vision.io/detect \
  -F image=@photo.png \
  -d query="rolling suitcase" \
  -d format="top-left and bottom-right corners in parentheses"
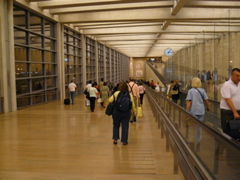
top-left (64, 98), bottom-right (70, 105)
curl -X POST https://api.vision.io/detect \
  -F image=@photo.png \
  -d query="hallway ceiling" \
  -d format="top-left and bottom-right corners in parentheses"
top-left (18, 0), bottom-right (240, 57)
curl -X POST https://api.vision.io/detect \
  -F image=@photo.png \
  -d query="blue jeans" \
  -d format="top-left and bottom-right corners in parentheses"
top-left (70, 91), bottom-right (76, 104)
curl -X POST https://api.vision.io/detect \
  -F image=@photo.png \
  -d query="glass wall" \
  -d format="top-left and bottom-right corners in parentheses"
top-left (98, 42), bottom-right (104, 82)
top-left (64, 27), bottom-right (82, 95)
top-left (164, 30), bottom-right (240, 102)
top-left (14, 5), bottom-right (58, 108)
top-left (111, 49), bottom-right (116, 83)
top-left (86, 37), bottom-right (96, 84)
top-left (106, 47), bottom-right (110, 82)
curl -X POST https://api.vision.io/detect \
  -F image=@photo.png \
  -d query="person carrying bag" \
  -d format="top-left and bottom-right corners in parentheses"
top-left (107, 83), bottom-right (136, 145)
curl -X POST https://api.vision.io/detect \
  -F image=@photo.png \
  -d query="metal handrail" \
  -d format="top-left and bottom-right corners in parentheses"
top-left (145, 86), bottom-right (216, 179)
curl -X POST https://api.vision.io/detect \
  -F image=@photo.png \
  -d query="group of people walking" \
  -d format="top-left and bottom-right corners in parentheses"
top-left (67, 67), bottom-right (240, 148)
top-left (82, 78), bottom-right (146, 145)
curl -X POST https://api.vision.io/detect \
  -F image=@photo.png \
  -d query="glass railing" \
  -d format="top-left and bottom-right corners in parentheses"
top-left (145, 85), bottom-right (240, 180)
top-left (146, 62), bottom-right (222, 130)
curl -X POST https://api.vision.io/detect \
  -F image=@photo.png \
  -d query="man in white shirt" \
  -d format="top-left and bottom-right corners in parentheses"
top-left (86, 81), bottom-right (92, 90)
top-left (68, 80), bottom-right (77, 104)
top-left (220, 68), bottom-right (240, 134)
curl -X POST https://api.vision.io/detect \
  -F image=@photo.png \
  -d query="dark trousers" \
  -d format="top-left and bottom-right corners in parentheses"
top-left (220, 109), bottom-right (240, 134)
top-left (89, 97), bottom-right (96, 111)
top-left (139, 93), bottom-right (144, 105)
top-left (112, 109), bottom-right (131, 143)
top-left (172, 94), bottom-right (179, 103)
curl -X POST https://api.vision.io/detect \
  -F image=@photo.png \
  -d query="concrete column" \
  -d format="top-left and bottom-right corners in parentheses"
top-left (103, 45), bottom-right (106, 81)
top-left (81, 35), bottom-right (86, 88)
top-left (0, 0), bottom-right (17, 113)
top-left (56, 23), bottom-right (65, 99)
top-left (95, 41), bottom-right (98, 82)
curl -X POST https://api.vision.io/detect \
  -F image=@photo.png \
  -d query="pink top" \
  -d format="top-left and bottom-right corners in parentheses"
top-left (128, 82), bottom-right (140, 98)
top-left (138, 85), bottom-right (145, 94)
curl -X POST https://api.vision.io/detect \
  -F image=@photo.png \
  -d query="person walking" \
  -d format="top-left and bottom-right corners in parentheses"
top-left (186, 77), bottom-right (210, 143)
top-left (171, 80), bottom-right (180, 103)
top-left (155, 82), bottom-right (160, 92)
top-left (68, 80), bottom-right (77, 104)
top-left (128, 77), bottom-right (139, 123)
top-left (109, 83), bottom-right (136, 145)
top-left (88, 83), bottom-right (98, 112)
top-left (138, 82), bottom-right (145, 106)
top-left (220, 68), bottom-right (240, 136)
top-left (100, 82), bottom-right (109, 108)
top-left (99, 78), bottom-right (104, 92)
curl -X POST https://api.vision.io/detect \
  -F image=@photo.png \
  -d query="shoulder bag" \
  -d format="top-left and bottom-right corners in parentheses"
top-left (227, 120), bottom-right (240, 139)
top-left (195, 88), bottom-right (209, 111)
top-left (105, 95), bottom-right (115, 116)
top-left (171, 85), bottom-right (178, 95)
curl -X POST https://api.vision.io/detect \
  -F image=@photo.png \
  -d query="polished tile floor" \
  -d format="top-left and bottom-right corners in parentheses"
top-left (0, 95), bottom-right (184, 179)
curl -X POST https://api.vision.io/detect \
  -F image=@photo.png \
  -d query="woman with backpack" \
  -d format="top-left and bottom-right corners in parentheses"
top-left (108, 83), bottom-right (136, 145)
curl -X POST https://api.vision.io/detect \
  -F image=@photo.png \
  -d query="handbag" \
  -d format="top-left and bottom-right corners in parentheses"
top-left (171, 89), bottom-right (178, 95)
top-left (105, 95), bottom-right (115, 116)
top-left (227, 120), bottom-right (240, 139)
top-left (137, 106), bottom-right (143, 118)
top-left (84, 89), bottom-right (90, 99)
top-left (97, 98), bottom-right (102, 103)
top-left (85, 99), bottom-right (90, 107)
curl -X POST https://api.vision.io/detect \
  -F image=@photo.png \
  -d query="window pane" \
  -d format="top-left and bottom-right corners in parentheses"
top-left (44, 20), bottom-right (54, 38)
top-left (31, 64), bottom-right (43, 76)
top-left (45, 38), bottom-right (55, 50)
top-left (14, 29), bottom-right (27, 45)
top-left (64, 64), bottom-right (69, 74)
top-left (69, 46), bottom-right (74, 55)
top-left (32, 93), bottom-right (45, 105)
top-left (69, 36), bottom-right (74, 45)
top-left (15, 46), bottom-right (27, 61)
top-left (69, 56), bottom-right (74, 73)
top-left (15, 63), bottom-right (28, 78)
top-left (46, 77), bottom-right (56, 88)
top-left (32, 78), bottom-right (43, 91)
top-left (17, 96), bottom-right (30, 107)
top-left (70, 65), bottom-right (74, 74)
top-left (76, 56), bottom-right (82, 64)
top-left (13, 6), bottom-right (26, 28)
top-left (65, 75), bottom-right (69, 85)
top-left (64, 44), bottom-right (67, 54)
top-left (45, 51), bottom-right (55, 63)
top-left (30, 34), bottom-right (42, 48)
top-left (46, 64), bottom-right (55, 75)
top-left (47, 90), bottom-right (57, 101)
top-left (64, 33), bottom-right (67, 43)
top-left (16, 79), bottom-right (29, 94)
top-left (30, 13), bottom-right (42, 33)
top-left (30, 49), bottom-right (42, 62)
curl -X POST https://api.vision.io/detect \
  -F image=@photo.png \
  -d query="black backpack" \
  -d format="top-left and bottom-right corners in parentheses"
top-left (115, 91), bottom-right (132, 112)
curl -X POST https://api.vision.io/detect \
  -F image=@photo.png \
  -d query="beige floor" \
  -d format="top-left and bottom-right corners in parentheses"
top-left (0, 95), bottom-right (184, 180)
